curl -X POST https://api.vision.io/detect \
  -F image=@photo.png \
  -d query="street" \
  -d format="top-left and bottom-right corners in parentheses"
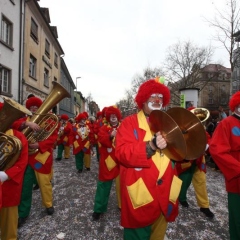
top-left (18, 151), bottom-right (229, 240)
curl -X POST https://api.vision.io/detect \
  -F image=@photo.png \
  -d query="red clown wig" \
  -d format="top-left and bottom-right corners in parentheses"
top-left (96, 111), bottom-right (102, 118)
top-left (26, 97), bottom-right (42, 110)
top-left (61, 114), bottom-right (69, 120)
top-left (106, 106), bottom-right (122, 122)
top-left (76, 113), bottom-right (86, 123)
top-left (229, 91), bottom-right (240, 112)
top-left (135, 79), bottom-right (170, 109)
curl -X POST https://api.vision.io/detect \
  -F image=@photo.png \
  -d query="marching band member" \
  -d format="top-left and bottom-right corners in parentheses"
top-left (72, 113), bottom-right (91, 173)
top-left (176, 107), bottom-right (214, 219)
top-left (14, 97), bottom-right (58, 227)
top-left (115, 78), bottom-right (182, 240)
top-left (55, 114), bottom-right (72, 160)
top-left (0, 102), bottom-right (28, 240)
top-left (210, 91), bottom-right (240, 240)
top-left (92, 106), bottom-right (122, 220)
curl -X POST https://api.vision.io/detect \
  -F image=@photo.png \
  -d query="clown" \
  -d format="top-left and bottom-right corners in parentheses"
top-left (12, 97), bottom-right (58, 227)
top-left (55, 114), bottom-right (72, 160)
top-left (72, 113), bottom-right (91, 173)
top-left (0, 102), bottom-right (28, 240)
top-left (92, 106), bottom-right (122, 220)
top-left (210, 91), bottom-right (240, 240)
top-left (115, 78), bottom-right (182, 240)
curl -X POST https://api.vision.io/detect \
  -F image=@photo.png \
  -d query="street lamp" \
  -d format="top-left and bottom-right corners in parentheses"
top-left (76, 77), bottom-right (81, 91)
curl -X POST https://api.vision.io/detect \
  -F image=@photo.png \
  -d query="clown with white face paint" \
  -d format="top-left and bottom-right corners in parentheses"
top-left (72, 113), bottom-right (91, 173)
top-left (210, 91), bottom-right (240, 240)
top-left (115, 78), bottom-right (182, 240)
top-left (92, 106), bottom-right (122, 221)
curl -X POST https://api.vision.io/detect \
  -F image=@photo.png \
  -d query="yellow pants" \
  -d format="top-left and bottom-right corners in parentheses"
top-left (150, 213), bottom-right (168, 240)
top-left (192, 167), bottom-right (209, 208)
top-left (64, 146), bottom-right (70, 158)
top-left (0, 206), bottom-right (18, 240)
top-left (35, 171), bottom-right (53, 208)
top-left (84, 153), bottom-right (91, 168)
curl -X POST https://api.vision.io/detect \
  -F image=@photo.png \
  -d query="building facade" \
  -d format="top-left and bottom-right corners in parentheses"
top-left (0, 0), bottom-right (23, 102)
top-left (169, 64), bottom-right (231, 115)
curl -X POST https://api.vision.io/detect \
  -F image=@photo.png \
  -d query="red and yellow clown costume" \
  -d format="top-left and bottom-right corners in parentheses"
top-left (210, 91), bottom-right (240, 240)
top-left (176, 130), bottom-right (212, 210)
top-left (93, 106), bottom-right (122, 217)
top-left (115, 79), bottom-right (182, 239)
top-left (56, 114), bottom-right (72, 159)
top-left (12, 97), bottom-right (58, 221)
top-left (72, 113), bottom-right (91, 172)
top-left (93, 111), bottom-right (103, 161)
top-left (0, 102), bottom-right (28, 240)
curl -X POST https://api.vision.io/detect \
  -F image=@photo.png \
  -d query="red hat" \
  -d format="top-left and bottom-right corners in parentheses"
top-left (96, 111), bottom-right (102, 118)
top-left (102, 107), bottom-right (109, 117)
top-left (229, 91), bottom-right (240, 112)
top-left (76, 113), bottom-right (86, 123)
top-left (106, 106), bottom-right (122, 122)
top-left (26, 97), bottom-right (42, 110)
top-left (82, 112), bottom-right (88, 118)
top-left (61, 114), bottom-right (69, 120)
top-left (0, 102), bottom-right (4, 111)
top-left (135, 79), bottom-right (170, 109)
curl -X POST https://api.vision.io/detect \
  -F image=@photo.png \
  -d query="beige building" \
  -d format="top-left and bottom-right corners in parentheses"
top-left (21, 0), bottom-right (64, 107)
top-left (169, 64), bottom-right (231, 115)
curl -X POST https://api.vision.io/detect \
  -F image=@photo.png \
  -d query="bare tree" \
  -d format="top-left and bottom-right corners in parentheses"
top-left (205, 0), bottom-right (240, 71)
top-left (162, 40), bottom-right (214, 105)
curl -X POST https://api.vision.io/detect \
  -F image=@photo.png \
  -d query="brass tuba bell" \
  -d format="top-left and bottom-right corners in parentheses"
top-left (190, 108), bottom-right (210, 123)
top-left (0, 96), bottom-right (32, 171)
top-left (22, 81), bottom-right (71, 154)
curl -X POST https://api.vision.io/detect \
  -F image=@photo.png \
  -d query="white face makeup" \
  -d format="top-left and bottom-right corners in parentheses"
top-left (143, 93), bottom-right (163, 114)
top-left (110, 114), bottom-right (118, 126)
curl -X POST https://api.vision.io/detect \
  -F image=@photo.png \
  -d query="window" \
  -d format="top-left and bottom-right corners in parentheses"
top-left (30, 18), bottom-right (38, 42)
top-left (54, 53), bottom-right (58, 68)
top-left (208, 97), bottom-right (213, 104)
top-left (0, 66), bottom-right (11, 94)
top-left (1, 15), bottom-right (13, 46)
top-left (54, 77), bottom-right (57, 82)
top-left (44, 68), bottom-right (49, 87)
top-left (29, 54), bottom-right (37, 78)
top-left (45, 39), bottom-right (50, 58)
top-left (209, 85), bottom-right (213, 92)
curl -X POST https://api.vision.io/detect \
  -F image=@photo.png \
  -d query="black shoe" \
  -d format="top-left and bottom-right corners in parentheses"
top-left (78, 169), bottom-right (82, 173)
top-left (46, 206), bottom-right (54, 215)
top-left (200, 208), bottom-right (214, 219)
top-left (18, 217), bottom-right (28, 228)
top-left (92, 212), bottom-right (101, 221)
top-left (55, 158), bottom-right (62, 161)
top-left (179, 201), bottom-right (189, 208)
top-left (33, 184), bottom-right (39, 190)
top-left (86, 168), bottom-right (90, 171)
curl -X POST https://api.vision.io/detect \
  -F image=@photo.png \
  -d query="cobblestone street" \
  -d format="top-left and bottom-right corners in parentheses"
top-left (18, 151), bottom-right (229, 240)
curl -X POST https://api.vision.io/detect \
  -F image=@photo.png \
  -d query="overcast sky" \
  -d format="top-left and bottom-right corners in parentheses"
top-left (39, 0), bottom-right (230, 110)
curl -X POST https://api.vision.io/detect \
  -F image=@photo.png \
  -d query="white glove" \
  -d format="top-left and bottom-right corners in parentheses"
top-left (0, 171), bottom-right (8, 182)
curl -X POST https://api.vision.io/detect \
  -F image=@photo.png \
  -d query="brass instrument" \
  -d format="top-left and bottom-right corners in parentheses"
top-left (0, 96), bottom-right (32, 171)
top-left (22, 81), bottom-right (71, 154)
top-left (149, 107), bottom-right (207, 161)
top-left (190, 108), bottom-right (210, 123)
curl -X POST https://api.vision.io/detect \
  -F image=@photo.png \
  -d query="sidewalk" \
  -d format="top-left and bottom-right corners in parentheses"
top-left (18, 151), bottom-right (229, 240)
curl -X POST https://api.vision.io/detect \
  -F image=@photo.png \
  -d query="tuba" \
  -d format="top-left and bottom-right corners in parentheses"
top-left (190, 108), bottom-right (210, 123)
top-left (0, 96), bottom-right (32, 171)
top-left (22, 81), bottom-right (71, 154)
